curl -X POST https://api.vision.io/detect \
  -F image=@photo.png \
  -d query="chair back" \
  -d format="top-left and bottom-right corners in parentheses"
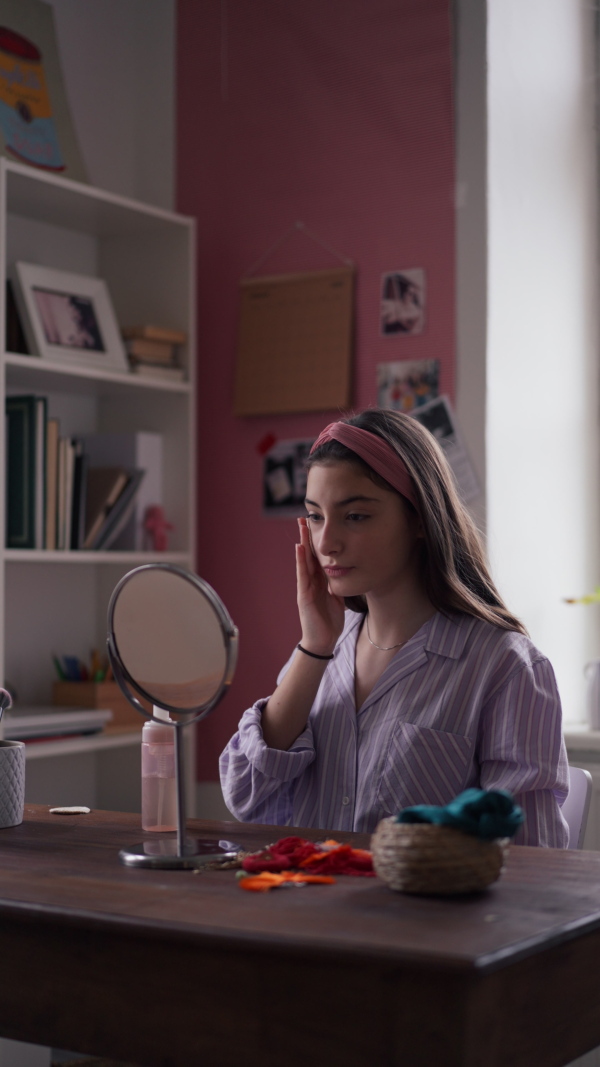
top-left (562, 765), bottom-right (593, 849)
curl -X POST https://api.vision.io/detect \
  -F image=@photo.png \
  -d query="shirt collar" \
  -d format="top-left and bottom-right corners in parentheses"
top-left (424, 611), bottom-right (475, 660)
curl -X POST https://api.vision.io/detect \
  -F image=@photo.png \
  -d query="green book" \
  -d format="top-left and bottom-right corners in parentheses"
top-left (6, 395), bottom-right (47, 549)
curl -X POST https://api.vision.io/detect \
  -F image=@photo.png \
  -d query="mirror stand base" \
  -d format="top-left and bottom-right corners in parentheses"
top-left (119, 836), bottom-right (242, 869)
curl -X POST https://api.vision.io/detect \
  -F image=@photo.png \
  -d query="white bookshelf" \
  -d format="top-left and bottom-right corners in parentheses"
top-left (0, 159), bottom-right (197, 811)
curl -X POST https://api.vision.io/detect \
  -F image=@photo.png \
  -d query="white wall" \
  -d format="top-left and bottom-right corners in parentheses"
top-left (454, 0), bottom-right (488, 538)
top-left (485, 0), bottom-right (599, 723)
top-left (44, 0), bottom-right (175, 208)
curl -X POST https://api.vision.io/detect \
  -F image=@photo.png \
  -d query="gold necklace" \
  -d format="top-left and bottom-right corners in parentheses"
top-left (365, 615), bottom-right (404, 651)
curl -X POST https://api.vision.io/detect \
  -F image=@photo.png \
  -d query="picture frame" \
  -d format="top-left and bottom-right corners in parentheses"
top-left (11, 261), bottom-right (128, 372)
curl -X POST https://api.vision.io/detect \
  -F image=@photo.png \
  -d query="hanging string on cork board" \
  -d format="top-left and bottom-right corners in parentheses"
top-left (234, 222), bottom-right (355, 417)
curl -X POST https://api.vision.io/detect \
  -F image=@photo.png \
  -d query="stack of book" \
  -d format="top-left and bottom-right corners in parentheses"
top-left (122, 324), bottom-right (187, 382)
top-left (5, 395), bottom-right (152, 551)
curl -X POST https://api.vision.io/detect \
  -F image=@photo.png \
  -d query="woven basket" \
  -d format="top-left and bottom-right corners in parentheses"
top-left (371, 817), bottom-right (507, 895)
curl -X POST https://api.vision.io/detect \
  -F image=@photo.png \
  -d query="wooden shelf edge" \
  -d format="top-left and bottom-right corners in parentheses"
top-left (4, 550), bottom-right (193, 564)
top-left (23, 728), bottom-right (142, 760)
top-left (3, 157), bottom-right (196, 226)
top-left (4, 353), bottom-right (192, 393)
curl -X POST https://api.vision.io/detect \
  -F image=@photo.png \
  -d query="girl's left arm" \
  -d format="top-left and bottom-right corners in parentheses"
top-left (219, 697), bottom-right (316, 824)
top-left (477, 657), bottom-right (570, 847)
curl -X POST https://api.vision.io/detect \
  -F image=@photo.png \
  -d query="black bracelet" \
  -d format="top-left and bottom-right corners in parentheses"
top-left (297, 643), bottom-right (334, 661)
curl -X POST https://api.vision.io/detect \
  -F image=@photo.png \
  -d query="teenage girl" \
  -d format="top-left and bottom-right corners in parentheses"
top-left (220, 409), bottom-right (569, 847)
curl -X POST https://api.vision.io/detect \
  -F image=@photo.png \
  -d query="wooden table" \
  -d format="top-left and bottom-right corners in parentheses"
top-left (1, 808), bottom-right (600, 1067)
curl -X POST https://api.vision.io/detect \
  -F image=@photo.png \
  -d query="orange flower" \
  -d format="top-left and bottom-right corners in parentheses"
top-left (299, 844), bottom-right (374, 876)
top-left (239, 871), bottom-right (336, 892)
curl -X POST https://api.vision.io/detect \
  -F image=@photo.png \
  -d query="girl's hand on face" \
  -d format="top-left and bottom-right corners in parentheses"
top-left (295, 518), bottom-right (345, 656)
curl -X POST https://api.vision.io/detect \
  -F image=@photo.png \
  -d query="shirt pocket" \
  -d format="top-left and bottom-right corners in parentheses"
top-left (377, 722), bottom-right (475, 816)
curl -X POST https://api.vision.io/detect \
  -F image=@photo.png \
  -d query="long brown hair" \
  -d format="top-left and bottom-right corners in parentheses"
top-left (307, 408), bottom-right (526, 634)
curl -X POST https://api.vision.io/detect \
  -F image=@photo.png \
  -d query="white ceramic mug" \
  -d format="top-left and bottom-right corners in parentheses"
top-left (0, 739), bottom-right (25, 828)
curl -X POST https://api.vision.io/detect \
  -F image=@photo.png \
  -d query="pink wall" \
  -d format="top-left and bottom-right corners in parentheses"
top-left (176, 0), bottom-right (455, 781)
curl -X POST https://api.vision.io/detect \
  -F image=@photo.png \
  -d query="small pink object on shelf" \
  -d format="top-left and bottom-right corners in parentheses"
top-left (143, 505), bottom-right (174, 552)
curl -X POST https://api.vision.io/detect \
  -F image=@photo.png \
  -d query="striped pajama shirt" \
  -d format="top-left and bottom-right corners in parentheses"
top-left (219, 610), bottom-right (569, 846)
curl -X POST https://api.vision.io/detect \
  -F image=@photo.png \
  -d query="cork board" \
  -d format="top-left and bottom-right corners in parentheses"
top-left (234, 266), bottom-right (354, 416)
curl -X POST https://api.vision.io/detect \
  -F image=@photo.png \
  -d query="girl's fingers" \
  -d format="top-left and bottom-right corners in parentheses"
top-left (296, 544), bottom-right (329, 608)
top-left (300, 517), bottom-right (317, 559)
top-left (297, 541), bottom-right (323, 590)
top-left (295, 543), bottom-right (311, 594)
top-left (298, 519), bottom-right (317, 577)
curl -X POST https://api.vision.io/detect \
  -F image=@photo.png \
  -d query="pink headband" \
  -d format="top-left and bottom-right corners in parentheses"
top-left (310, 421), bottom-right (419, 511)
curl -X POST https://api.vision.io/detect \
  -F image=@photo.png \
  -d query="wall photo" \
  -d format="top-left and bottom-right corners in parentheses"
top-left (377, 358), bottom-right (439, 412)
top-left (263, 437), bottom-right (314, 518)
top-left (380, 268), bottom-right (426, 336)
top-left (411, 396), bottom-right (480, 504)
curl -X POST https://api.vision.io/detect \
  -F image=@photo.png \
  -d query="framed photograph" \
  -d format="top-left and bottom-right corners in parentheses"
top-left (12, 262), bottom-right (128, 372)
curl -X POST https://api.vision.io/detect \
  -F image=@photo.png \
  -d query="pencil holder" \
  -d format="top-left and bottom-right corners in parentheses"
top-left (52, 681), bottom-right (150, 730)
top-left (371, 817), bottom-right (507, 895)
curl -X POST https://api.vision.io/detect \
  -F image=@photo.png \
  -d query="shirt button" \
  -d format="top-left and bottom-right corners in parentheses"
top-left (342, 796), bottom-right (350, 806)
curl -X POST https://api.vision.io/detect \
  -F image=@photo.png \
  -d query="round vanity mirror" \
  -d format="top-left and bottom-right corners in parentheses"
top-left (107, 564), bottom-right (240, 869)
top-left (107, 564), bottom-right (238, 721)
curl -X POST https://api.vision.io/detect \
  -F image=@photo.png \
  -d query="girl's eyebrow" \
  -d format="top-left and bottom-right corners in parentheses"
top-left (304, 495), bottom-right (380, 508)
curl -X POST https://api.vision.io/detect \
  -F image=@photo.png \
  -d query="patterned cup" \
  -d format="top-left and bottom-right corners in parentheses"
top-left (0, 739), bottom-right (25, 828)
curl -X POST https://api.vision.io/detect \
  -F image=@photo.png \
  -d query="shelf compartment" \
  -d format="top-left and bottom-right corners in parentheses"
top-left (4, 159), bottom-right (196, 383)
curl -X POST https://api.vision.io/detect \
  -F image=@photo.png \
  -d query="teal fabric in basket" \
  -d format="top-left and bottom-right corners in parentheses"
top-left (395, 788), bottom-right (524, 840)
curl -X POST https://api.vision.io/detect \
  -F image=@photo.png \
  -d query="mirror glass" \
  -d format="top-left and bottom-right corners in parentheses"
top-left (110, 566), bottom-right (237, 713)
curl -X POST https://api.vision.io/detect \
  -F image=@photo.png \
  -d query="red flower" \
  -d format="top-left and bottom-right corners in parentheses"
top-left (241, 836), bottom-right (374, 877)
top-left (299, 845), bottom-right (374, 877)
